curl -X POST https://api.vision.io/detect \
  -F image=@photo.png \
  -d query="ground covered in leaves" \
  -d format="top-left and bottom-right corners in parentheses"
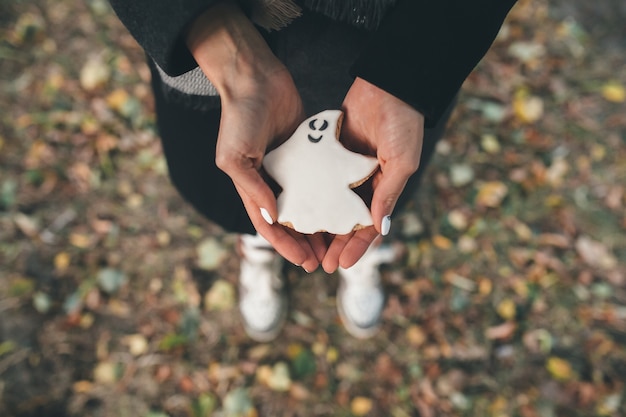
top-left (1, 0), bottom-right (626, 416)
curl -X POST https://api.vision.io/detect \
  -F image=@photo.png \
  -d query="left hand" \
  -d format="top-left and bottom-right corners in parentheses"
top-left (322, 77), bottom-right (425, 272)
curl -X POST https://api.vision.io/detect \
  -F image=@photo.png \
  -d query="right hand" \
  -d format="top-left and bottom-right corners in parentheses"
top-left (187, 2), bottom-right (326, 271)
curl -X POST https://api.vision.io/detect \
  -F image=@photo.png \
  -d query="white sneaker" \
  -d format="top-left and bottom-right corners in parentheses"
top-left (337, 242), bottom-right (397, 339)
top-left (238, 234), bottom-right (287, 342)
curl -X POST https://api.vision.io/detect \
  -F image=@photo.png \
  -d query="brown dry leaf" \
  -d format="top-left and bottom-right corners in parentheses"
top-left (476, 181), bottom-right (509, 208)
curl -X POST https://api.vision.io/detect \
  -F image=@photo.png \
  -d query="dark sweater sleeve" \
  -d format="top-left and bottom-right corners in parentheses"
top-left (351, 0), bottom-right (517, 127)
top-left (108, 0), bottom-right (217, 76)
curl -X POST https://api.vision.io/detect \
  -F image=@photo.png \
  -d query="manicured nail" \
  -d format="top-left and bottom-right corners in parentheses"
top-left (303, 267), bottom-right (311, 273)
top-left (260, 208), bottom-right (273, 225)
top-left (381, 215), bottom-right (392, 236)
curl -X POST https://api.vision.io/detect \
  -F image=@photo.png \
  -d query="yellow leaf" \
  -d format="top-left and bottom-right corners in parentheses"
top-left (546, 356), bottom-right (574, 381)
top-left (326, 347), bottom-right (339, 364)
top-left (351, 397), bottom-right (373, 416)
top-left (286, 343), bottom-right (303, 360)
top-left (106, 88), bottom-right (130, 113)
top-left (406, 325), bottom-right (427, 347)
top-left (476, 181), bottom-right (509, 208)
top-left (602, 82), bottom-right (625, 103)
top-left (513, 90), bottom-right (544, 123)
top-left (69, 233), bottom-right (93, 249)
top-left (497, 299), bottom-right (517, 320)
top-left (54, 252), bottom-right (71, 273)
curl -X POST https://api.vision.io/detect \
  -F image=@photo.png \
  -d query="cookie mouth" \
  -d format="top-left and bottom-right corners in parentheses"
top-left (307, 134), bottom-right (323, 143)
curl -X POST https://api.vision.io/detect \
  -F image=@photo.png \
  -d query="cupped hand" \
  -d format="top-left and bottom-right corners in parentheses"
top-left (322, 77), bottom-right (425, 272)
top-left (187, 2), bottom-right (326, 271)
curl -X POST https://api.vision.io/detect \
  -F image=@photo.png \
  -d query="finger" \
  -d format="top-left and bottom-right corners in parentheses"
top-left (236, 184), bottom-right (319, 269)
top-left (370, 161), bottom-right (416, 236)
top-left (321, 232), bottom-right (353, 273)
top-left (229, 167), bottom-right (278, 224)
top-left (306, 233), bottom-right (330, 263)
top-left (338, 226), bottom-right (379, 269)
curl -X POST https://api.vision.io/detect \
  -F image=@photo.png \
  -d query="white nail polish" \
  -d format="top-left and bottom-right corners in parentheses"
top-left (381, 215), bottom-right (392, 236)
top-left (260, 208), bottom-right (273, 225)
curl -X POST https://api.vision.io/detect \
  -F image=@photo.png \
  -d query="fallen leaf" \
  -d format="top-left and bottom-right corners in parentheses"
top-left (351, 397), bottom-right (373, 416)
top-left (32, 291), bottom-right (52, 314)
top-left (481, 133), bottom-right (501, 154)
top-left (513, 90), bottom-right (544, 123)
top-left (575, 236), bottom-right (618, 270)
top-left (601, 82), bottom-right (625, 103)
top-left (196, 237), bottom-right (228, 271)
top-left (485, 322), bottom-right (517, 340)
top-left (450, 163), bottom-right (475, 187)
top-left (54, 252), bottom-right (71, 273)
top-left (122, 334), bottom-right (149, 356)
top-left (497, 299), bottom-right (517, 321)
top-left (222, 387), bottom-right (256, 417)
top-left (204, 280), bottom-right (235, 311)
top-left (93, 361), bottom-right (118, 384)
top-left (267, 362), bottom-right (291, 392)
top-left (80, 55), bottom-right (111, 91)
top-left (476, 181), bottom-right (508, 208)
top-left (433, 235), bottom-right (453, 250)
top-left (447, 209), bottom-right (468, 231)
top-left (406, 325), bottom-right (427, 347)
top-left (97, 268), bottom-right (128, 294)
top-left (546, 356), bottom-right (574, 381)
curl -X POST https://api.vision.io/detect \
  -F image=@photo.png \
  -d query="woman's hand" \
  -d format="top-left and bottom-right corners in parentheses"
top-left (322, 77), bottom-right (425, 272)
top-left (187, 2), bottom-right (325, 271)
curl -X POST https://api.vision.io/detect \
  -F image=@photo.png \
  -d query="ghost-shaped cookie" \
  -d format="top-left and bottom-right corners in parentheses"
top-left (262, 110), bottom-right (379, 235)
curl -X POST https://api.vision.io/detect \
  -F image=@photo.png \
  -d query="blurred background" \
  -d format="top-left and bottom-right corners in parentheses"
top-left (1, 0), bottom-right (625, 416)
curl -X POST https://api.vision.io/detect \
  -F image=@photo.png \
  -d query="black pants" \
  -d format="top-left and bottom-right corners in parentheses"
top-left (150, 13), bottom-right (454, 235)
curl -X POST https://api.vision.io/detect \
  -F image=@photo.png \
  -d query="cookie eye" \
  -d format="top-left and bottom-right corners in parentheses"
top-left (308, 119), bottom-right (329, 131)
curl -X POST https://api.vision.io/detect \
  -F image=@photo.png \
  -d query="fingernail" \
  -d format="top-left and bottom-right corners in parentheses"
top-left (381, 215), bottom-right (392, 236)
top-left (260, 207), bottom-right (273, 225)
top-left (303, 267), bottom-right (311, 273)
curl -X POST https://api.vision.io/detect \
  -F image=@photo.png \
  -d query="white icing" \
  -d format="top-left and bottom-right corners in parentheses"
top-left (263, 110), bottom-right (379, 235)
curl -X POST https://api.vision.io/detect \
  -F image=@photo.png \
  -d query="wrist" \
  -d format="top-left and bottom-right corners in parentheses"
top-left (186, 1), bottom-right (285, 100)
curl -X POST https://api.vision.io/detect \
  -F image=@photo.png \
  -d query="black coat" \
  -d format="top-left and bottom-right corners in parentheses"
top-left (109, 0), bottom-right (516, 126)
